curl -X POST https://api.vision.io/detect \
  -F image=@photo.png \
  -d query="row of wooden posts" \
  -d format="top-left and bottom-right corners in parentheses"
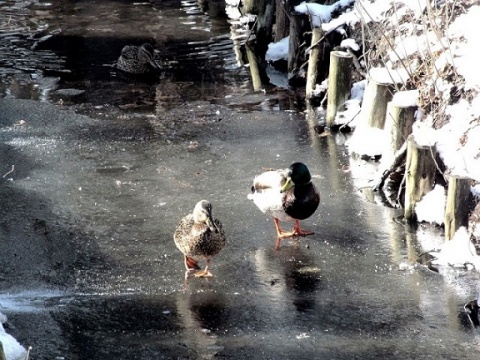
top-left (326, 53), bottom-right (472, 241)
top-left (241, 0), bottom-right (473, 241)
top-left (242, 0), bottom-right (340, 92)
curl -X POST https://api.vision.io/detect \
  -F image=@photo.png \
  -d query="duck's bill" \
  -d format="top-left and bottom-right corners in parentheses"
top-left (206, 217), bottom-right (219, 233)
top-left (280, 177), bottom-right (294, 193)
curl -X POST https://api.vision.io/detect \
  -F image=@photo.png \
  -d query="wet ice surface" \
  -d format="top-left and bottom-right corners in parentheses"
top-left (1, 1), bottom-right (480, 360)
top-left (2, 99), bottom-right (480, 359)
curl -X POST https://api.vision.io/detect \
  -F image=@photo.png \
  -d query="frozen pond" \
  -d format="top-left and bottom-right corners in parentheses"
top-left (1, 1), bottom-right (480, 359)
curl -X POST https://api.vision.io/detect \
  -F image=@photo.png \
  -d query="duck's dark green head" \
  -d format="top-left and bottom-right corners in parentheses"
top-left (281, 162), bottom-right (312, 192)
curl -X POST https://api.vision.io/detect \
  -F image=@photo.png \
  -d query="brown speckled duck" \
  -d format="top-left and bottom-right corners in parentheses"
top-left (174, 200), bottom-right (226, 278)
top-left (248, 162), bottom-right (320, 250)
top-left (116, 43), bottom-right (161, 74)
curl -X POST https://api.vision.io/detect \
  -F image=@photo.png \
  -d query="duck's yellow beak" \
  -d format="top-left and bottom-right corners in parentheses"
top-left (280, 177), bottom-right (294, 193)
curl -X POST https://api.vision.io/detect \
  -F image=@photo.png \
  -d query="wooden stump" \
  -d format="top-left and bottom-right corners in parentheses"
top-left (325, 50), bottom-right (353, 127)
top-left (445, 176), bottom-right (472, 240)
top-left (360, 77), bottom-right (395, 129)
top-left (404, 135), bottom-right (437, 223)
top-left (306, 27), bottom-right (324, 101)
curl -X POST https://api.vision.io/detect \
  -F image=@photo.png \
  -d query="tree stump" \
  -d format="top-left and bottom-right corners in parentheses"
top-left (306, 27), bottom-right (324, 101)
top-left (404, 135), bottom-right (437, 223)
top-left (445, 176), bottom-right (472, 240)
top-left (325, 50), bottom-right (353, 127)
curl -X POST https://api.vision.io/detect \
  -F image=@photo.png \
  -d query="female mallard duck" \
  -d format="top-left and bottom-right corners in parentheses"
top-left (174, 200), bottom-right (226, 278)
top-left (248, 162), bottom-right (320, 250)
top-left (116, 43), bottom-right (161, 74)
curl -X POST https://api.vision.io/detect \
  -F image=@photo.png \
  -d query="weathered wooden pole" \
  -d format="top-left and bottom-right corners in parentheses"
top-left (383, 92), bottom-right (417, 162)
top-left (0, 341), bottom-right (6, 360)
top-left (242, 0), bottom-right (257, 14)
top-left (255, 0), bottom-right (275, 62)
top-left (288, 11), bottom-right (309, 84)
top-left (245, 43), bottom-right (263, 91)
top-left (306, 27), bottom-right (324, 101)
top-left (325, 50), bottom-right (353, 127)
top-left (445, 176), bottom-right (472, 240)
top-left (404, 135), bottom-right (437, 223)
top-left (275, 0), bottom-right (289, 41)
top-left (361, 76), bottom-right (395, 129)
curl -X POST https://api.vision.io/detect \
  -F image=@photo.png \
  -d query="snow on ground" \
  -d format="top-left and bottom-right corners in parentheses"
top-left (266, 36), bottom-right (289, 62)
top-left (415, 184), bottom-right (446, 225)
top-left (333, 79), bottom-right (366, 126)
top-left (431, 227), bottom-right (480, 268)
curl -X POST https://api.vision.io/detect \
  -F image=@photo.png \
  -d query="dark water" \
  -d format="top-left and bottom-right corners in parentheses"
top-left (0, 0), bottom-right (260, 110)
top-left (1, 1), bottom-right (480, 360)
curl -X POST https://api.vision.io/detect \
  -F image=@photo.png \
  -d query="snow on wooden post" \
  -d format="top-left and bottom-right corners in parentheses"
top-left (306, 27), bottom-right (324, 101)
top-left (445, 176), bottom-right (472, 240)
top-left (404, 135), bottom-right (437, 223)
top-left (325, 50), bottom-right (353, 127)
top-left (383, 90), bottom-right (418, 163)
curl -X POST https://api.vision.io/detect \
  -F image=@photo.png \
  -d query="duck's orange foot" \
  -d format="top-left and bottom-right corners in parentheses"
top-left (292, 219), bottom-right (315, 237)
top-left (194, 269), bottom-right (214, 278)
top-left (292, 228), bottom-right (315, 237)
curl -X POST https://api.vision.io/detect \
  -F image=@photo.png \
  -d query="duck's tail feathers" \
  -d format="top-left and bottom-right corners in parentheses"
top-left (185, 256), bottom-right (201, 270)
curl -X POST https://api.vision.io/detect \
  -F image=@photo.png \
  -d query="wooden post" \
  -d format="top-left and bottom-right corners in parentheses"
top-left (445, 176), bottom-right (472, 240)
top-left (288, 11), bottom-right (308, 84)
top-left (275, 0), bottom-right (289, 41)
top-left (360, 77), bottom-right (395, 129)
top-left (306, 27), bottom-right (324, 101)
top-left (404, 135), bottom-right (437, 223)
top-left (245, 42), bottom-right (263, 91)
top-left (255, 0), bottom-right (275, 62)
top-left (242, 0), bottom-right (257, 14)
top-left (274, 0), bottom-right (304, 42)
top-left (383, 95), bottom-right (417, 162)
top-left (0, 341), bottom-right (6, 360)
top-left (325, 50), bottom-right (353, 127)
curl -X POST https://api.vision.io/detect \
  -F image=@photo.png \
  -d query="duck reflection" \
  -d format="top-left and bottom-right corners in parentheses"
top-left (175, 289), bottom-right (228, 357)
top-left (254, 244), bottom-right (322, 314)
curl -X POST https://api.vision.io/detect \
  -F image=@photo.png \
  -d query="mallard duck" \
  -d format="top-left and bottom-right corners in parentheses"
top-left (116, 43), bottom-right (161, 74)
top-left (248, 162), bottom-right (320, 250)
top-left (174, 200), bottom-right (226, 278)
